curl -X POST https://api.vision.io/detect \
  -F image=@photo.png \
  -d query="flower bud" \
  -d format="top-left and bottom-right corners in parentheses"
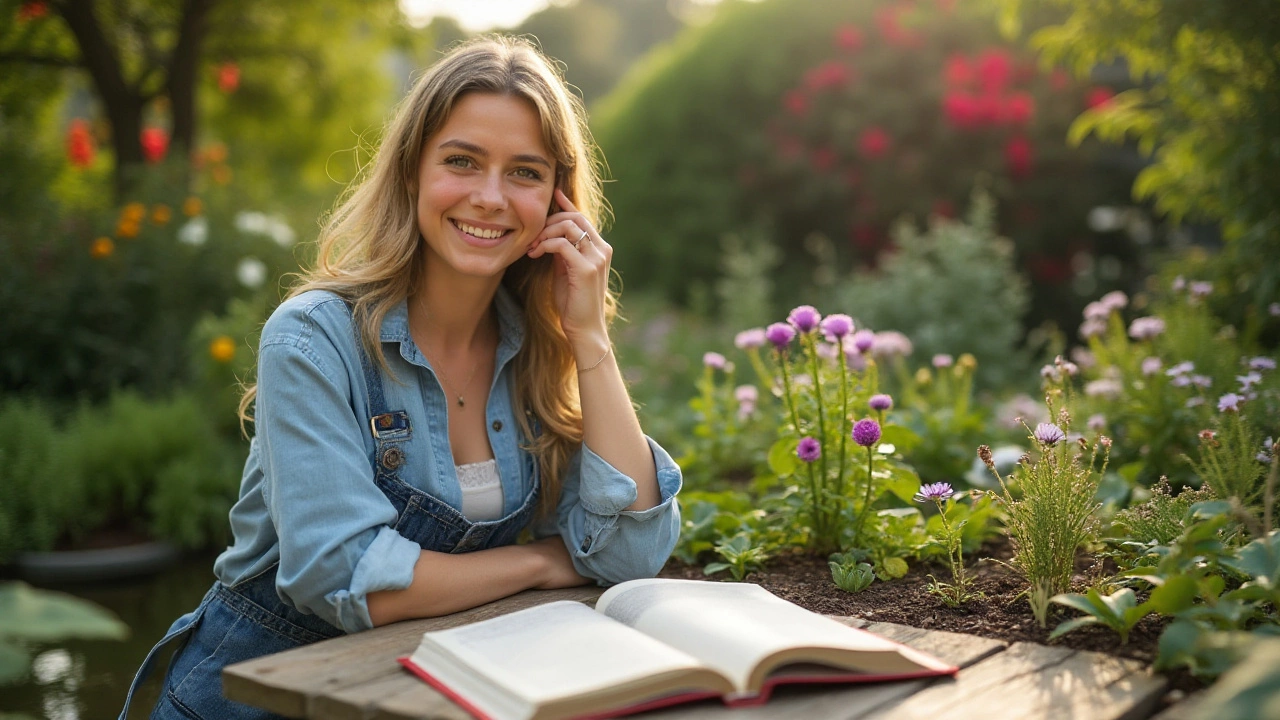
top-left (978, 445), bottom-right (994, 468)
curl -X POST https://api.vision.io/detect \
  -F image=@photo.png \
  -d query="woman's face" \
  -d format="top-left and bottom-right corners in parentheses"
top-left (416, 92), bottom-right (557, 282)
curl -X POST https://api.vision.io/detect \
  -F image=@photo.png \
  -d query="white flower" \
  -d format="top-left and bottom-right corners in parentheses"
top-left (178, 217), bottom-right (208, 246)
top-left (236, 257), bottom-right (267, 288)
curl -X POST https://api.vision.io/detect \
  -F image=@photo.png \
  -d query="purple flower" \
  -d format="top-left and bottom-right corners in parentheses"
top-left (735, 384), bottom-right (757, 420)
top-left (1040, 364), bottom-right (1061, 382)
top-left (1083, 301), bottom-right (1110, 322)
top-left (844, 343), bottom-right (868, 371)
top-left (869, 394), bottom-right (893, 411)
top-left (871, 331), bottom-right (913, 358)
top-left (1172, 275), bottom-right (1186, 292)
top-left (787, 305), bottom-right (822, 334)
top-left (1166, 361), bottom-right (1195, 377)
top-left (1071, 347), bottom-right (1096, 369)
top-left (820, 313), bottom-right (854, 341)
top-left (703, 352), bottom-right (726, 370)
top-left (913, 482), bottom-right (954, 503)
top-left (1249, 356), bottom-right (1277, 371)
top-left (1088, 414), bottom-right (1107, 431)
top-left (1185, 396), bottom-right (1205, 408)
top-left (1084, 378), bottom-right (1123, 399)
top-left (1218, 393), bottom-right (1243, 413)
top-left (852, 418), bottom-right (882, 447)
top-left (850, 329), bottom-right (876, 353)
top-left (1141, 357), bottom-right (1163, 376)
top-left (1239, 372), bottom-right (1263, 391)
top-left (1034, 422), bottom-right (1066, 446)
top-left (1190, 281), bottom-right (1213, 298)
top-left (734, 328), bottom-right (766, 350)
top-left (797, 437), bottom-right (822, 463)
top-left (1079, 318), bottom-right (1107, 339)
top-left (1099, 290), bottom-right (1129, 312)
top-left (933, 354), bottom-right (954, 368)
top-left (1128, 316), bottom-right (1166, 340)
top-left (816, 342), bottom-right (838, 361)
top-left (1191, 374), bottom-right (1212, 389)
top-left (765, 322), bottom-right (796, 349)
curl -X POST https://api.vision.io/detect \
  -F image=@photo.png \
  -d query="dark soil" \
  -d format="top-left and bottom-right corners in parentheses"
top-left (658, 537), bottom-right (1203, 696)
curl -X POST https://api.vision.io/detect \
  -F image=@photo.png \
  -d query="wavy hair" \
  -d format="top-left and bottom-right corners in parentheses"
top-left (240, 35), bottom-right (614, 518)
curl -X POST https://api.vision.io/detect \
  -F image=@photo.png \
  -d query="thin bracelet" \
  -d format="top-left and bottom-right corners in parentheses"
top-left (577, 346), bottom-right (612, 374)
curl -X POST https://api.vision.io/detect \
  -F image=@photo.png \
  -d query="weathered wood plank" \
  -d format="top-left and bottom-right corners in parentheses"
top-left (222, 586), bottom-right (603, 718)
top-left (633, 621), bottom-right (1008, 720)
top-left (862, 641), bottom-right (1168, 720)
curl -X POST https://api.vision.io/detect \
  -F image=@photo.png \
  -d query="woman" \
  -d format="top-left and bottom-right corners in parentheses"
top-left (121, 35), bottom-right (682, 720)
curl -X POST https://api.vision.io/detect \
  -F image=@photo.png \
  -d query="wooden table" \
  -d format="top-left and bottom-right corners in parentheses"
top-left (224, 587), bottom-right (1172, 720)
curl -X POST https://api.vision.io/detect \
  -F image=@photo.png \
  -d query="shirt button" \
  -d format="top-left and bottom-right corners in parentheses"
top-left (380, 446), bottom-right (405, 470)
top-left (492, 420), bottom-right (503, 432)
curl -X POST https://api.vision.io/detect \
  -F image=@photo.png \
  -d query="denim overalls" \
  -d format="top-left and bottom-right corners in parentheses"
top-left (119, 326), bottom-right (541, 720)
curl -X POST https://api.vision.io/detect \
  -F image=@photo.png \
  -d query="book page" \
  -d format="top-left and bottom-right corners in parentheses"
top-left (413, 600), bottom-right (725, 714)
top-left (595, 579), bottom-right (934, 694)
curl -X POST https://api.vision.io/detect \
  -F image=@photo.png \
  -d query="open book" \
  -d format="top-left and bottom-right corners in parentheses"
top-left (398, 578), bottom-right (956, 720)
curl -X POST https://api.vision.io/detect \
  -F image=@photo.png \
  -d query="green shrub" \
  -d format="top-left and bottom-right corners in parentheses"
top-left (595, 0), bottom-right (1137, 327)
top-left (0, 399), bottom-right (80, 562)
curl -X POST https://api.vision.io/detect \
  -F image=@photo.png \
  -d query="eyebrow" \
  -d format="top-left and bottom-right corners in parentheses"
top-left (437, 139), bottom-right (552, 169)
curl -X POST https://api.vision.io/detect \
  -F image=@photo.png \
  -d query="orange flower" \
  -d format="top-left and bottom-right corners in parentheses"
top-left (211, 165), bottom-right (232, 185)
top-left (90, 236), bottom-right (115, 258)
top-left (116, 217), bottom-right (140, 239)
top-left (209, 336), bottom-right (237, 363)
top-left (206, 142), bottom-right (228, 164)
top-left (151, 204), bottom-right (172, 225)
top-left (122, 202), bottom-right (146, 222)
top-left (183, 196), bottom-right (203, 217)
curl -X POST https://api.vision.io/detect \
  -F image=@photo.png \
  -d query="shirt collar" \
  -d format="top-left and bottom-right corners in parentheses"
top-left (379, 284), bottom-right (526, 356)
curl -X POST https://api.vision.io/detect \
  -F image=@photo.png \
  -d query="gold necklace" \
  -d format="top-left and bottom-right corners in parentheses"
top-left (428, 352), bottom-right (482, 408)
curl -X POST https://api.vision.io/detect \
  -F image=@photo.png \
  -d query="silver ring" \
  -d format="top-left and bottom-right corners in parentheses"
top-left (574, 229), bottom-right (589, 249)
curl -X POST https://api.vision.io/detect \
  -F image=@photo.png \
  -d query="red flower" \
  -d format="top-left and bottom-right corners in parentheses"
top-left (804, 61), bottom-right (853, 91)
top-left (141, 127), bottom-right (169, 163)
top-left (858, 127), bottom-right (891, 158)
top-left (875, 6), bottom-right (922, 48)
top-left (835, 25), bottom-right (864, 52)
top-left (976, 49), bottom-right (1012, 93)
top-left (942, 92), bottom-right (980, 129)
top-left (1005, 91), bottom-right (1035, 125)
top-left (17, 2), bottom-right (47, 21)
top-left (976, 92), bottom-right (1005, 124)
top-left (811, 147), bottom-right (837, 171)
top-left (1086, 87), bottom-right (1115, 110)
top-left (784, 89), bottom-right (809, 117)
top-left (944, 54), bottom-right (973, 87)
top-left (1005, 136), bottom-right (1033, 178)
top-left (216, 62), bottom-right (240, 93)
top-left (66, 119), bottom-right (95, 168)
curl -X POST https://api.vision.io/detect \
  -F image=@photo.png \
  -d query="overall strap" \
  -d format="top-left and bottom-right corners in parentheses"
top-left (348, 303), bottom-right (390, 420)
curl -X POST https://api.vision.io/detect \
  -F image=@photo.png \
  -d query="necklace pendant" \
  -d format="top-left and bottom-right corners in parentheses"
top-left (457, 396), bottom-right (465, 407)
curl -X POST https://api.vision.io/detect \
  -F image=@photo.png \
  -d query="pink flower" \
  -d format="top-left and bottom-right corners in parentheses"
top-left (1086, 87), bottom-right (1114, 110)
top-left (943, 92), bottom-right (980, 129)
top-left (820, 314), bottom-right (855, 341)
top-left (784, 89), bottom-right (809, 117)
top-left (835, 25), bottom-right (864, 52)
top-left (976, 49), bottom-right (1012, 93)
top-left (787, 305), bottom-right (822, 333)
top-left (1005, 92), bottom-right (1035, 125)
top-left (766, 322), bottom-right (796, 349)
top-left (805, 61), bottom-right (853, 91)
top-left (703, 352), bottom-right (727, 370)
top-left (859, 127), bottom-right (891, 159)
top-left (1005, 136), bottom-right (1033, 177)
top-left (944, 54), bottom-right (973, 86)
top-left (734, 328), bottom-right (766, 350)
top-left (735, 384), bottom-right (758, 419)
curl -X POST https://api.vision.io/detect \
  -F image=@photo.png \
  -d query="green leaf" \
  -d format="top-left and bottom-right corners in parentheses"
top-left (885, 467), bottom-right (922, 504)
top-left (1098, 588), bottom-right (1138, 619)
top-left (1051, 592), bottom-right (1105, 618)
top-left (879, 556), bottom-right (909, 580)
top-left (1221, 533), bottom-right (1280, 582)
top-left (879, 425), bottom-right (921, 453)
top-left (1146, 575), bottom-right (1199, 615)
top-left (1049, 615), bottom-right (1099, 640)
top-left (767, 438), bottom-right (799, 477)
top-left (0, 582), bottom-right (128, 643)
top-left (1188, 500), bottom-right (1234, 520)
top-left (703, 562), bottom-right (731, 576)
top-left (0, 641), bottom-right (31, 685)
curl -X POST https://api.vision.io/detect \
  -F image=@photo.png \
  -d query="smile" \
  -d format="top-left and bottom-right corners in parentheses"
top-left (451, 219), bottom-right (511, 240)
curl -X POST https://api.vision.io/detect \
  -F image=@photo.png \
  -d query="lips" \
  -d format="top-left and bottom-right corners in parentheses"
top-left (451, 219), bottom-right (511, 240)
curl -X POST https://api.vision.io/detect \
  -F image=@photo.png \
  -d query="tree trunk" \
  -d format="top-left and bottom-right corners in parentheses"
top-left (168, 0), bottom-right (214, 167)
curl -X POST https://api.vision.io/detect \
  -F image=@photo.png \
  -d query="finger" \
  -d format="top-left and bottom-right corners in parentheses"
top-left (537, 219), bottom-right (588, 244)
top-left (526, 236), bottom-right (598, 269)
top-left (554, 188), bottom-right (578, 215)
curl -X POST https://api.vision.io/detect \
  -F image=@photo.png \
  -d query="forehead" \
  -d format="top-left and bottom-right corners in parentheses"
top-left (430, 92), bottom-right (550, 157)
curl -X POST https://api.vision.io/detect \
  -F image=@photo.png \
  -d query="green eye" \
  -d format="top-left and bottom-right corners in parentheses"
top-left (514, 167), bottom-right (543, 181)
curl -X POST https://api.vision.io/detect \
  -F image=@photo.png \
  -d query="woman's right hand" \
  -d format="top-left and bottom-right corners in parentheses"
top-left (528, 536), bottom-right (591, 589)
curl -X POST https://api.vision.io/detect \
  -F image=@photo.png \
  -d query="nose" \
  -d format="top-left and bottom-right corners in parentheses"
top-left (471, 171), bottom-right (507, 214)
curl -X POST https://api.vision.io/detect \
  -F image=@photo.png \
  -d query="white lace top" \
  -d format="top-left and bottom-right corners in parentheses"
top-left (455, 459), bottom-right (504, 521)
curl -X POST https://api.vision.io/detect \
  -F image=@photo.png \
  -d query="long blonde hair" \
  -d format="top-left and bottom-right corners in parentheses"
top-left (241, 36), bottom-right (614, 517)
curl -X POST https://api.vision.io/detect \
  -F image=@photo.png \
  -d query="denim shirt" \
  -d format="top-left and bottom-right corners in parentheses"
top-left (212, 288), bottom-right (682, 634)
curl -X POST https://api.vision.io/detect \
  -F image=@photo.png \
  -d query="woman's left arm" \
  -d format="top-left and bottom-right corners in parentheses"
top-left (527, 188), bottom-right (661, 510)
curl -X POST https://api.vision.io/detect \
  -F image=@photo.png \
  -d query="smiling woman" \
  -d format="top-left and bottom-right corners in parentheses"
top-left (118, 35), bottom-right (683, 720)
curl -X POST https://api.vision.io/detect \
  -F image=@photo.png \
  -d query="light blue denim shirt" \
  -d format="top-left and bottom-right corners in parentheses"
top-left (212, 288), bottom-right (682, 633)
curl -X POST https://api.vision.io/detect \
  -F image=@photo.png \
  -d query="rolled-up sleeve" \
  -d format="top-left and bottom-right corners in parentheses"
top-left (552, 437), bottom-right (682, 584)
top-left (255, 313), bottom-right (420, 633)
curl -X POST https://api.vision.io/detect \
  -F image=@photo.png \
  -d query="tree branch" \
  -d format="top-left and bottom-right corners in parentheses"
top-left (0, 52), bottom-right (81, 67)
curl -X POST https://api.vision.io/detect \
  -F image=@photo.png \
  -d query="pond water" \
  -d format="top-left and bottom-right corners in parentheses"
top-left (6, 552), bottom-right (219, 720)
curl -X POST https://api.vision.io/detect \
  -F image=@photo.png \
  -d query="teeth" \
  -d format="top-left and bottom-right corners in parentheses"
top-left (455, 221), bottom-right (506, 239)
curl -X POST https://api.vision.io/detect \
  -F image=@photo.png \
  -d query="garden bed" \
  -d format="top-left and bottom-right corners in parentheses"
top-left (659, 538), bottom-right (1204, 697)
